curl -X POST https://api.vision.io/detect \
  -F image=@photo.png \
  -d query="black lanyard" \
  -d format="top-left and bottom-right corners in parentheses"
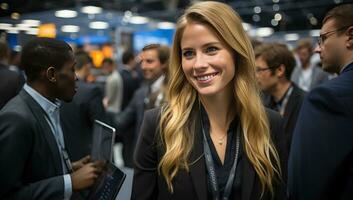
top-left (201, 119), bottom-right (241, 200)
top-left (277, 85), bottom-right (293, 116)
top-left (44, 113), bottom-right (74, 173)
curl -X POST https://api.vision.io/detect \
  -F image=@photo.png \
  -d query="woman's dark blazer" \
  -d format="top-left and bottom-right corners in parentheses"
top-left (132, 107), bottom-right (287, 200)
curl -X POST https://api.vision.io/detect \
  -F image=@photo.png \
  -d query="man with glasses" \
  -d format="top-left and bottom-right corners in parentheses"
top-left (289, 3), bottom-right (353, 200)
top-left (255, 43), bottom-right (306, 182)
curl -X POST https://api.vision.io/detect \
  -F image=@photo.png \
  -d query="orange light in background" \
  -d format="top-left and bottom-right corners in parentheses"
top-left (102, 44), bottom-right (113, 58)
top-left (38, 23), bottom-right (56, 38)
top-left (90, 50), bottom-right (104, 68)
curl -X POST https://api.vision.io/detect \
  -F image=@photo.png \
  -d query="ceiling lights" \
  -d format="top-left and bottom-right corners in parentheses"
top-left (0, 23), bottom-right (12, 29)
top-left (157, 22), bottom-right (175, 29)
top-left (81, 6), bottom-right (102, 14)
top-left (89, 21), bottom-right (109, 29)
top-left (256, 27), bottom-right (274, 37)
top-left (22, 19), bottom-right (41, 26)
top-left (310, 29), bottom-right (320, 37)
top-left (61, 25), bottom-right (80, 33)
top-left (55, 10), bottom-right (77, 18)
top-left (129, 16), bottom-right (149, 24)
top-left (285, 33), bottom-right (299, 41)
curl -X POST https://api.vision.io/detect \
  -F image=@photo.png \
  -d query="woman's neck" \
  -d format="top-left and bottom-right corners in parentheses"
top-left (200, 92), bottom-right (235, 130)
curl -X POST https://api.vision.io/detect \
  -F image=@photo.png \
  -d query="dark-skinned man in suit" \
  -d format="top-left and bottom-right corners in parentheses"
top-left (0, 38), bottom-right (102, 199)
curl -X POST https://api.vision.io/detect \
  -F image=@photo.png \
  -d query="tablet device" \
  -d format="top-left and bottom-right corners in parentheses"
top-left (91, 120), bottom-right (116, 162)
top-left (88, 162), bottom-right (126, 200)
top-left (89, 120), bottom-right (126, 199)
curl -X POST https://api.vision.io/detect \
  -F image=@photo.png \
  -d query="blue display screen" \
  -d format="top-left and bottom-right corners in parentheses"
top-left (133, 29), bottom-right (174, 52)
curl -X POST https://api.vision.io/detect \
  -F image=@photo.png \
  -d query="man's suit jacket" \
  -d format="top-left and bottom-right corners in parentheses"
top-left (0, 63), bottom-right (22, 109)
top-left (288, 62), bottom-right (353, 200)
top-left (0, 90), bottom-right (65, 199)
top-left (291, 65), bottom-right (330, 91)
top-left (60, 80), bottom-right (106, 162)
top-left (115, 84), bottom-right (149, 167)
top-left (264, 83), bottom-right (306, 183)
top-left (119, 67), bottom-right (141, 111)
top-left (132, 107), bottom-right (287, 200)
top-left (263, 84), bottom-right (306, 153)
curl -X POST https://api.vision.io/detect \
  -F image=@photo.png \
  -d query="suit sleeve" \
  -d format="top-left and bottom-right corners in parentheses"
top-left (131, 109), bottom-right (159, 200)
top-left (114, 91), bottom-right (138, 132)
top-left (0, 112), bottom-right (64, 200)
top-left (266, 109), bottom-right (287, 200)
top-left (288, 86), bottom-right (353, 200)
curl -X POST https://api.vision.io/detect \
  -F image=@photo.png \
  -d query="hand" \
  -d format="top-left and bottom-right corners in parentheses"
top-left (72, 155), bottom-right (91, 171)
top-left (70, 162), bottom-right (102, 191)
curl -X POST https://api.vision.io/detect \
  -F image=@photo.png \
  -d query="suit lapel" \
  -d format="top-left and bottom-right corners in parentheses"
top-left (189, 111), bottom-right (207, 200)
top-left (283, 86), bottom-right (298, 125)
top-left (241, 156), bottom-right (255, 200)
top-left (20, 90), bottom-right (63, 174)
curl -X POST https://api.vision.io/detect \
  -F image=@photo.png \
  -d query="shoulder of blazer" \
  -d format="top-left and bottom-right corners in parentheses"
top-left (265, 108), bottom-right (282, 129)
top-left (142, 107), bottom-right (162, 139)
top-left (265, 108), bottom-right (285, 149)
top-left (289, 84), bottom-right (307, 106)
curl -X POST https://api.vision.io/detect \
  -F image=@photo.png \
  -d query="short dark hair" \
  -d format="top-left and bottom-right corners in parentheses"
top-left (75, 51), bottom-right (92, 70)
top-left (142, 44), bottom-right (170, 65)
top-left (102, 57), bottom-right (114, 65)
top-left (21, 38), bottom-right (73, 82)
top-left (255, 43), bottom-right (296, 80)
top-left (122, 50), bottom-right (134, 65)
top-left (323, 3), bottom-right (353, 34)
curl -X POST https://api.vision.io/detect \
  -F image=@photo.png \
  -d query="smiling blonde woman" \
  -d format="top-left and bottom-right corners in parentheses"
top-left (132, 1), bottom-right (286, 200)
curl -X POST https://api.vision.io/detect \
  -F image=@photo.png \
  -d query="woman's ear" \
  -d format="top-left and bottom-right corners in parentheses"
top-left (46, 66), bottom-right (57, 82)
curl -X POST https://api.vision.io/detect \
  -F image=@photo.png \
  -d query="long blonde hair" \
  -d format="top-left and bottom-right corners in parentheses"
top-left (158, 1), bottom-right (281, 195)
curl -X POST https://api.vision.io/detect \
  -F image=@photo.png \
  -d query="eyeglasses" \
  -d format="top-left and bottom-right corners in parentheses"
top-left (317, 26), bottom-right (349, 46)
top-left (255, 66), bottom-right (276, 73)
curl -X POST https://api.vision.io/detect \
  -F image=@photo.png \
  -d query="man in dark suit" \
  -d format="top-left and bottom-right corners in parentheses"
top-left (115, 44), bottom-right (170, 168)
top-left (0, 40), bottom-right (22, 109)
top-left (61, 52), bottom-right (107, 162)
top-left (0, 38), bottom-right (101, 199)
top-left (255, 43), bottom-right (306, 182)
top-left (289, 4), bottom-right (353, 200)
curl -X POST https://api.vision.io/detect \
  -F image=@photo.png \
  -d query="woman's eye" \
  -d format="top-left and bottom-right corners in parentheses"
top-left (205, 46), bottom-right (218, 54)
top-left (182, 50), bottom-right (194, 58)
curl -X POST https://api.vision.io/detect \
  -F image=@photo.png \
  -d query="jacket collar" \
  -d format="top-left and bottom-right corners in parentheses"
top-left (188, 104), bottom-right (208, 200)
top-left (341, 60), bottom-right (353, 74)
top-left (188, 103), bottom-right (255, 200)
top-left (19, 89), bottom-right (63, 174)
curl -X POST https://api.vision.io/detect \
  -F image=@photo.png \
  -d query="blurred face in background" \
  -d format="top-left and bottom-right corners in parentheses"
top-left (255, 56), bottom-right (278, 93)
top-left (140, 49), bottom-right (165, 81)
top-left (297, 47), bottom-right (312, 67)
top-left (101, 61), bottom-right (114, 75)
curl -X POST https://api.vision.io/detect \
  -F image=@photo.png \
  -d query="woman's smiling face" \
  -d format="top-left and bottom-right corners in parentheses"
top-left (180, 23), bottom-right (235, 98)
